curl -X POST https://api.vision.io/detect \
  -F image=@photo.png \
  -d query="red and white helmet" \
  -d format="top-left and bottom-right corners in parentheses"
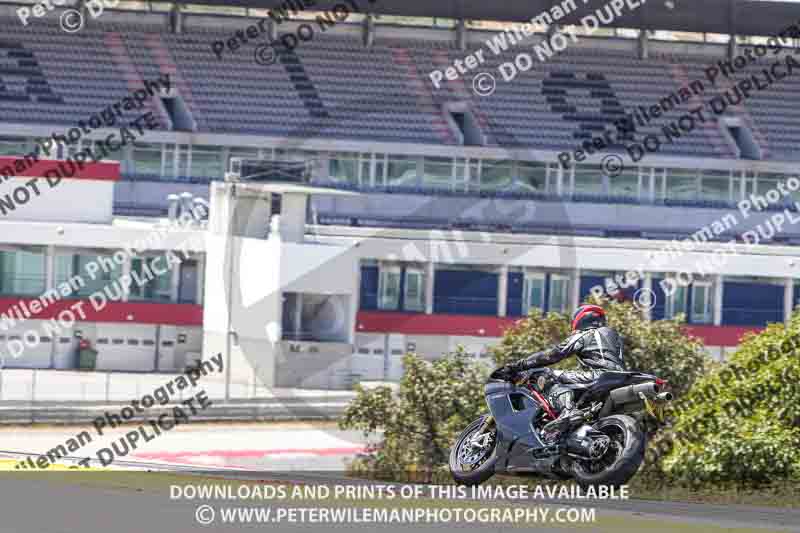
top-left (571, 304), bottom-right (606, 332)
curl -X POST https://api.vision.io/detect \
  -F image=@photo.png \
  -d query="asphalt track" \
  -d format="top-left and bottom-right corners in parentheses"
top-left (0, 423), bottom-right (797, 532)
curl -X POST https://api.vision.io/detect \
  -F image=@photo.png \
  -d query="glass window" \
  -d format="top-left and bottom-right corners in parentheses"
top-left (0, 249), bottom-right (46, 296)
top-left (454, 158), bottom-right (479, 191)
top-left (404, 268), bottom-right (425, 312)
top-left (190, 146), bottom-right (224, 180)
top-left (691, 282), bottom-right (712, 324)
top-left (422, 157), bottom-right (453, 189)
top-left (665, 169), bottom-right (699, 200)
top-left (573, 165), bottom-right (604, 195)
top-left (608, 171), bottom-right (639, 198)
top-left (549, 274), bottom-right (569, 313)
top-left (665, 285), bottom-right (688, 318)
top-left (227, 148), bottom-right (259, 174)
top-left (756, 172), bottom-right (792, 202)
top-left (387, 155), bottom-right (418, 187)
top-left (517, 162), bottom-right (549, 193)
top-left (480, 160), bottom-right (513, 191)
top-left (700, 170), bottom-right (731, 201)
top-left (378, 266), bottom-right (401, 310)
top-left (329, 152), bottom-right (359, 186)
top-left (523, 274), bottom-right (545, 314)
top-left (132, 143), bottom-right (162, 177)
top-left (54, 252), bottom-right (122, 298)
top-left (0, 136), bottom-right (30, 157)
top-left (129, 257), bottom-right (172, 302)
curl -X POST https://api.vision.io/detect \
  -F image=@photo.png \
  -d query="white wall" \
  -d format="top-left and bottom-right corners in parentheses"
top-left (0, 177), bottom-right (113, 224)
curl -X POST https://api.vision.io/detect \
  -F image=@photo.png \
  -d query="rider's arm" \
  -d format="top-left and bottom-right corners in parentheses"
top-left (517, 332), bottom-right (585, 370)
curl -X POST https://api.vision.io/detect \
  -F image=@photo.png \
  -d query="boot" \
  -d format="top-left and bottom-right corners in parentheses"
top-left (541, 407), bottom-right (577, 439)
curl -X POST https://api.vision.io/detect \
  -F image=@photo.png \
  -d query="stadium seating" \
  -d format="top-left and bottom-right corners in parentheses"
top-left (1, 17), bottom-right (800, 160)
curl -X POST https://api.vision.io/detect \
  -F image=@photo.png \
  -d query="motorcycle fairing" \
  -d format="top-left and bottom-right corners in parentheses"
top-left (484, 384), bottom-right (549, 473)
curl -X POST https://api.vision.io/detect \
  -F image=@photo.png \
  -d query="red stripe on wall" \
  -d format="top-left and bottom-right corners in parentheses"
top-left (357, 311), bottom-right (763, 347)
top-left (0, 298), bottom-right (202, 326)
top-left (0, 157), bottom-right (120, 181)
top-left (356, 311), bottom-right (520, 337)
top-left (683, 325), bottom-right (763, 347)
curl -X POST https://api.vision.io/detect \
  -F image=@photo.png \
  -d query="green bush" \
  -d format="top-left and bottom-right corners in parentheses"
top-left (662, 314), bottom-right (800, 485)
top-left (339, 348), bottom-right (487, 482)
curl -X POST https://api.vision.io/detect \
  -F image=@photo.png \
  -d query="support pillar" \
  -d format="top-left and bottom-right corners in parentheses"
top-left (642, 272), bottom-right (653, 320)
top-left (498, 266), bottom-right (508, 317)
top-left (784, 277), bottom-right (794, 324)
top-left (713, 275), bottom-right (724, 326)
top-left (425, 262), bottom-right (435, 314)
top-left (571, 268), bottom-right (581, 308)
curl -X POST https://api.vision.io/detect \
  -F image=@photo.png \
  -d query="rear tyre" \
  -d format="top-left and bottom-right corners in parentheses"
top-left (449, 416), bottom-right (497, 486)
top-left (571, 414), bottom-right (645, 488)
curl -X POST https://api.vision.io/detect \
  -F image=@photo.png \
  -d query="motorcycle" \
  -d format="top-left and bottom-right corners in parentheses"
top-left (449, 366), bottom-right (673, 487)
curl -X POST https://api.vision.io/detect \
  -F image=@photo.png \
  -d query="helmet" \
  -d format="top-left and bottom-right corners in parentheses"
top-left (571, 304), bottom-right (606, 331)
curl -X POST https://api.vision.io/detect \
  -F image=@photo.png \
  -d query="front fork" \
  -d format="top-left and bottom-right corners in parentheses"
top-left (473, 415), bottom-right (495, 443)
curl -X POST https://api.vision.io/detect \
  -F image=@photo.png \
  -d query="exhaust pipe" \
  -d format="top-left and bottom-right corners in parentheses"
top-left (599, 382), bottom-right (659, 417)
top-left (655, 391), bottom-right (673, 402)
top-left (609, 382), bottom-right (659, 405)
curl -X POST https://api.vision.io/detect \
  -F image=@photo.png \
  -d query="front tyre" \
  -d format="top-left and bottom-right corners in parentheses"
top-left (449, 416), bottom-right (497, 486)
top-left (572, 414), bottom-right (645, 488)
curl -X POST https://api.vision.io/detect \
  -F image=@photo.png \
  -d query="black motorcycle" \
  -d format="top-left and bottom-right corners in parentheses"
top-left (449, 366), bottom-right (673, 487)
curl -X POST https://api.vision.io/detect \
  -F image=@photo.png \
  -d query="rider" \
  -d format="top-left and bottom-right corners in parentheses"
top-left (497, 304), bottom-right (626, 436)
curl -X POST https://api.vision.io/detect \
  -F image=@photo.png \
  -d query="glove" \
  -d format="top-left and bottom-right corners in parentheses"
top-left (493, 362), bottom-right (522, 381)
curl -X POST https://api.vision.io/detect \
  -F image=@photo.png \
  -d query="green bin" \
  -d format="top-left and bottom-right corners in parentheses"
top-left (78, 347), bottom-right (98, 370)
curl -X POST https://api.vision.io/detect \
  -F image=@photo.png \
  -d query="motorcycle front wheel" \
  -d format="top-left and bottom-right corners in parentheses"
top-left (449, 415), bottom-right (498, 486)
top-left (571, 414), bottom-right (645, 488)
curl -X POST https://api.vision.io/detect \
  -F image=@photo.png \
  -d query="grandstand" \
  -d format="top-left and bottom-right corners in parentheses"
top-left (1, 0), bottom-right (800, 389)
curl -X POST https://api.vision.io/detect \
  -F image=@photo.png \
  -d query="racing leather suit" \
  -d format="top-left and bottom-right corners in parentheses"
top-left (518, 326), bottom-right (626, 413)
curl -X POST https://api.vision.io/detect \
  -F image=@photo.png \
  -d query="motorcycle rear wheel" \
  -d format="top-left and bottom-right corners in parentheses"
top-left (571, 414), bottom-right (645, 488)
top-left (449, 416), bottom-right (498, 486)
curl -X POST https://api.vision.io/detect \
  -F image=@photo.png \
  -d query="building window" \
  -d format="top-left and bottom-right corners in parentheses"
top-left (665, 285), bottom-right (688, 319)
top-left (129, 257), bottom-right (172, 302)
top-left (378, 266), bottom-right (402, 310)
top-left (665, 169), bottom-right (699, 200)
top-left (55, 252), bottom-right (123, 298)
top-left (517, 162), bottom-right (549, 193)
top-left (454, 158), bottom-right (479, 192)
top-left (608, 170), bottom-right (639, 198)
top-left (700, 170), bottom-right (732, 202)
top-left (422, 157), bottom-right (453, 189)
top-left (691, 282), bottom-right (713, 324)
top-left (328, 152), bottom-right (359, 186)
top-left (573, 165), bottom-right (604, 195)
top-left (0, 249), bottom-right (46, 296)
top-left (227, 148), bottom-right (260, 174)
top-left (404, 268), bottom-right (425, 312)
top-left (523, 273), bottom-right (545, 314)
top-left (132, 143), bottom-right (162, 178)
top-left (480, 160), bottom-right (514, 191)
top-left (387, 155), bottom-right (418, 187)
top-left (549, 274), bottom-right (569, 313)
top-left (190, 145), bottom-right (224, 180)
